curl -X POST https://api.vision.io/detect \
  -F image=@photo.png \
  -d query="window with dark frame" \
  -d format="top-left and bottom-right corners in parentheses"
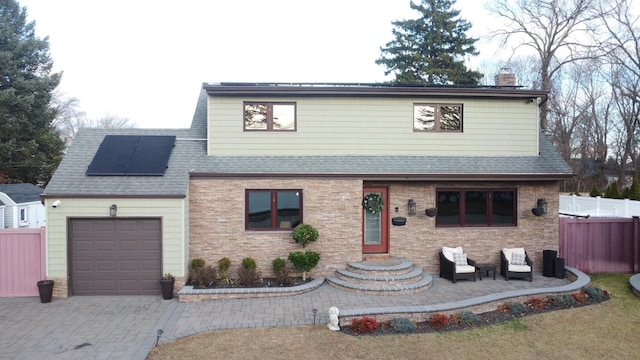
top-left (243, 102), bottom-right (296, 131)
top-left (246, 190), bottom-right (302, 230)
top-left (413, 103), bottom-right (462, 132)
top-left (436, 189), bottom-right (516, 227)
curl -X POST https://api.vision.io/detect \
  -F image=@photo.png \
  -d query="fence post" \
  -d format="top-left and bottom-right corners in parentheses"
top-left (634, 217), bottom-right (640, 273)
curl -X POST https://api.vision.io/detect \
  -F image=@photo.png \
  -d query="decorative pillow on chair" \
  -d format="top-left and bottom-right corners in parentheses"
top-left (453, 252), bottom-right (468, 266)
top-left (511, 252), bottom-right (527, 265)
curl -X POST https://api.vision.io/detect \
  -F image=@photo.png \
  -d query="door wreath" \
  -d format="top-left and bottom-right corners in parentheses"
top-left (362, 193), bottom-right (384, 214)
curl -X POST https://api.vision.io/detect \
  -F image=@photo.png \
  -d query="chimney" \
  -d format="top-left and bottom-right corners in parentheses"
top-left (495, 67), bottom-right (516, 87)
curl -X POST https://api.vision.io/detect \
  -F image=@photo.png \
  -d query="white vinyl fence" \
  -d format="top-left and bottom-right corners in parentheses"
top-left (559, 195), bottom-right (640, 218)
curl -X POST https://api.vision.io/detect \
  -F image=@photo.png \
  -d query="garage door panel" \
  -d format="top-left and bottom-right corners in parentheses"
top-left (141, 260), bottom-right (162, 271)
top-left (96, 260), bottom-right (117, 272)
top-left (119, 260), bottom-right (139, 271)
top-left (70, 218), bottom-right (162, 296)
top-left (118, 240), bottom-right (138, 251)
top-left (96, 220), bottom-right (117, 231)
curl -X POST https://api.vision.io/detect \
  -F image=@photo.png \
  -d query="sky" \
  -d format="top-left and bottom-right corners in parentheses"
top-left (19, 0), bottom-right (505, 129)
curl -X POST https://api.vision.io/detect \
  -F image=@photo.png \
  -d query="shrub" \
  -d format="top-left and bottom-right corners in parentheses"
top-left (526, 296), bottom-right (550, 310)
top-left (191, 258), bottom-right (205, 271)
top-left (291, 224), bottom-right (319, 248)
top-left (192, 265), bottom-right (217, 288)
top-left (272, 258), bottom-right (286, 274)
top-left (237, 257), bottom-right (261, 286)
top-left (429, 313), bottom-right (449, 329)
top-left (583, 285), bottom-right (605, 302)
top-left (572, 291), bottom-right (588, 305)
top-left (218, 257), bottom-right (231, 282)
top-left (288, 251), bottom-right (320, 281)
top-left (272, 258), bottom-right (292, 286)
top-left (547, 294), bottom-right (581, 308)
top-left (350, 317), bottom-right (379, 334)
top-left (241, 257), bottom-right (257, 271)
top-left (455, 311), bottom-right (480, 326)
top-left (390, 318), bottom-right (417, 333)
top-left (508, 302), bottom-right (528, 315)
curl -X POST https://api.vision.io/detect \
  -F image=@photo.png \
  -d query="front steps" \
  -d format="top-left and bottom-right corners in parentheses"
top-left (326, 257), bottom-right (432, 295)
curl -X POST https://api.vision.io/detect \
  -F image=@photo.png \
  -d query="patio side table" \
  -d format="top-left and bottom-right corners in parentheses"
top-left (475, 263), bottom-right (496, 280)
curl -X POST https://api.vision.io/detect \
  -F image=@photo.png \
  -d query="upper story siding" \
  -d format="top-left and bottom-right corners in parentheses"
top-left (206, 84), bottom-right (545, 157)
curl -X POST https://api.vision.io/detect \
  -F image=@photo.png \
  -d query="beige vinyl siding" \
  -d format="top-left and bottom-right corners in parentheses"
top-left (45, 198), bottom-right (188, 279)
top-left (208, 97), bottom-right (540, 156)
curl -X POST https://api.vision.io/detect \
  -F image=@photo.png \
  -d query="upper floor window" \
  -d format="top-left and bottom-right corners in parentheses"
top-left (414, 103), bottom-right (462, 132)
top-left (244, 102), bottom-right (296, 131)
top-left (246, 189), bottom-right (302, 231)
top-left (436, 189), bottom-right (516, 227)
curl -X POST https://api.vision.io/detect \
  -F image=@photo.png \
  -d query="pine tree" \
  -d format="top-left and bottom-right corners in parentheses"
top-left (376, 0), bottom-right (483, 85)
top-left (0, 0), bottom-right (65, 185)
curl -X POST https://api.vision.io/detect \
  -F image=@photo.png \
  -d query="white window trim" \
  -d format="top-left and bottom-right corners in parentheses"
top-left (19, 207), bottom-right (28, 226)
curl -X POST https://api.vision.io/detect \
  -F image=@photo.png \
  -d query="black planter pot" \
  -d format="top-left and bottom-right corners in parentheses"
top-left (425, 208), bottom-right (438, 217)
top-left (160, 279), bottom-right (175, 300)
top-left (37, 280), bottom-right (54, 303)
top-left (532, 207), bottom-right (545, 216)
top-left (392, 217), bottom-right (407, 226)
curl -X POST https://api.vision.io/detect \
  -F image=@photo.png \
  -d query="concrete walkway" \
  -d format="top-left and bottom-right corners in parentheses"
top-left (0, 269), bottom-right (588, 360)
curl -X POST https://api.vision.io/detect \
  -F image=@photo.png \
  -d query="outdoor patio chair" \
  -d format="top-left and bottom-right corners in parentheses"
top-left (500, 247), bottom-right (533, 281)
top-left (439, 246), bottom-right (476, 283)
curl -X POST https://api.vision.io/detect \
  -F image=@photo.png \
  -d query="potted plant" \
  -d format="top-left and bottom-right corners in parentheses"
top-left (160, 273), bottom-right (175, 300)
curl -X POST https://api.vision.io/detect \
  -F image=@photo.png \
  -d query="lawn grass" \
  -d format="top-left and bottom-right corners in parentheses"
top-left (147, 274), bottom-right (640, 360)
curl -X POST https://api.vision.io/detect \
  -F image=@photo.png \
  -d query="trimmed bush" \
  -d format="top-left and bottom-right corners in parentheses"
top-left (191, 258), bottom-right (205, 271)
top-left (429, 313), bottom-right (449, 329)
top-left (508, 302), bottom-right (528, 315)
top-left (272, 257), bottom-right (292, 286)
top-left (291, 224), bottom-right (319, 248)
top-left (390, 318), bottom-right (417, 333)
top-left (288, 251), bottom-right (320, 281)
top-left (238, 257), bottom-right (261, 286)
top-left (455, 311), bottom-right (480, 326)
top-left (583, 285), bottom-right (605, 301)
top-left (350, 317), bottom-right (379, 334)
top-left (218, 257), bottom-right (231, 282)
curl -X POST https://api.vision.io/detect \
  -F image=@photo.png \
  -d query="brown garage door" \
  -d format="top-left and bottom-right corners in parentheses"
top-left (69, 218), bottom-right (162, 295)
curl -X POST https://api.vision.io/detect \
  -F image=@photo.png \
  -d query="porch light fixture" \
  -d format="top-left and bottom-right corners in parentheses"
top-left (532, 198), bottom-right (547, 216)
top-left (109, 204), bottom-right (117, 217)
top-left (408, 199), bottom-right (417, 216)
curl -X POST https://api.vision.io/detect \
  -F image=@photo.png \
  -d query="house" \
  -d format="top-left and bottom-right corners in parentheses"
top-left (0, 183), bottom-right (45, 229)
top-left (42, 80), bottom-right (573, 297)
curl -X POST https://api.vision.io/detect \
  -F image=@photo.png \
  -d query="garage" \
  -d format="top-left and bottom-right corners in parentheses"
top-left (69, 218), bottom-right (162, 295)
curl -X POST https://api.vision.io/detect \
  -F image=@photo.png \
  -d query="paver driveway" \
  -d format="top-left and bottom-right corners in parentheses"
top-left (0, 296), bottom-right (171, 360)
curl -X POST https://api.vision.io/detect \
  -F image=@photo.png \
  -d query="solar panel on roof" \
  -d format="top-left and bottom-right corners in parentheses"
top-left (86, 135), bottom-right (175, 176)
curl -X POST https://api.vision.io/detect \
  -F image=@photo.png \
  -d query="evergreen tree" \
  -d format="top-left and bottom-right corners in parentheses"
top-left (0, 0), bottom-right (64, 185)
top-left (376, 0), bottom-right (483, 85)
top-left (589, 184), bottom-right (602, 198)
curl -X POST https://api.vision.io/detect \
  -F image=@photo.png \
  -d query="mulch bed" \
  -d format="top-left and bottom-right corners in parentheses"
top-left (187, 277), bottom-right (312, 289)
top-left (342, 291), bottom-right (610, 336)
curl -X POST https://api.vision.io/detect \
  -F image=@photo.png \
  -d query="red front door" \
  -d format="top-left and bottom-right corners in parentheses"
top-left (362, 187), bottom-right (389, 254)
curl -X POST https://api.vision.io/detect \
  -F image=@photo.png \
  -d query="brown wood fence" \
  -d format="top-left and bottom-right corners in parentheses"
top-left (559, 217), bottom-right (640, 274)
top-left (0, 227), bottom-right (46, 297)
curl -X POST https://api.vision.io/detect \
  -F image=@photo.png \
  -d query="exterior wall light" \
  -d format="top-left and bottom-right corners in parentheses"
top-left (408, 199), bottom-right (417, 215)
top-left (109, 204), bottom-right (117, 217)
top-left (532, 198), bottom-right (547, 216)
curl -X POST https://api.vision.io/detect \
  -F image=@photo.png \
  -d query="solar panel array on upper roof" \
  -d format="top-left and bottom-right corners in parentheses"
top-left (86, 135), bottom-right (175, 176)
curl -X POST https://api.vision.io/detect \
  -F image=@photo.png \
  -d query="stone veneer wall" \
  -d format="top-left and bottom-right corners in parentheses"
top-left (190, 178), bottom-right (560, 278)
top-left (189, 178), bottom-right (363, 279)
top-left (386, 181), bottom-right (560, 274)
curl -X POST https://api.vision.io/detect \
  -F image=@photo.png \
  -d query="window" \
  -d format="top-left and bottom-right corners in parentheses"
top-left (436, 189), bottom-right (516, 227)
top-left (244, 102), bottom-right (296, 131)
top-left (19, 207), bottom-right (28, 226)
top-left (246, 190), bottom-right (302, 230)
top-left (414, 103), bottom-right (462, 132)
